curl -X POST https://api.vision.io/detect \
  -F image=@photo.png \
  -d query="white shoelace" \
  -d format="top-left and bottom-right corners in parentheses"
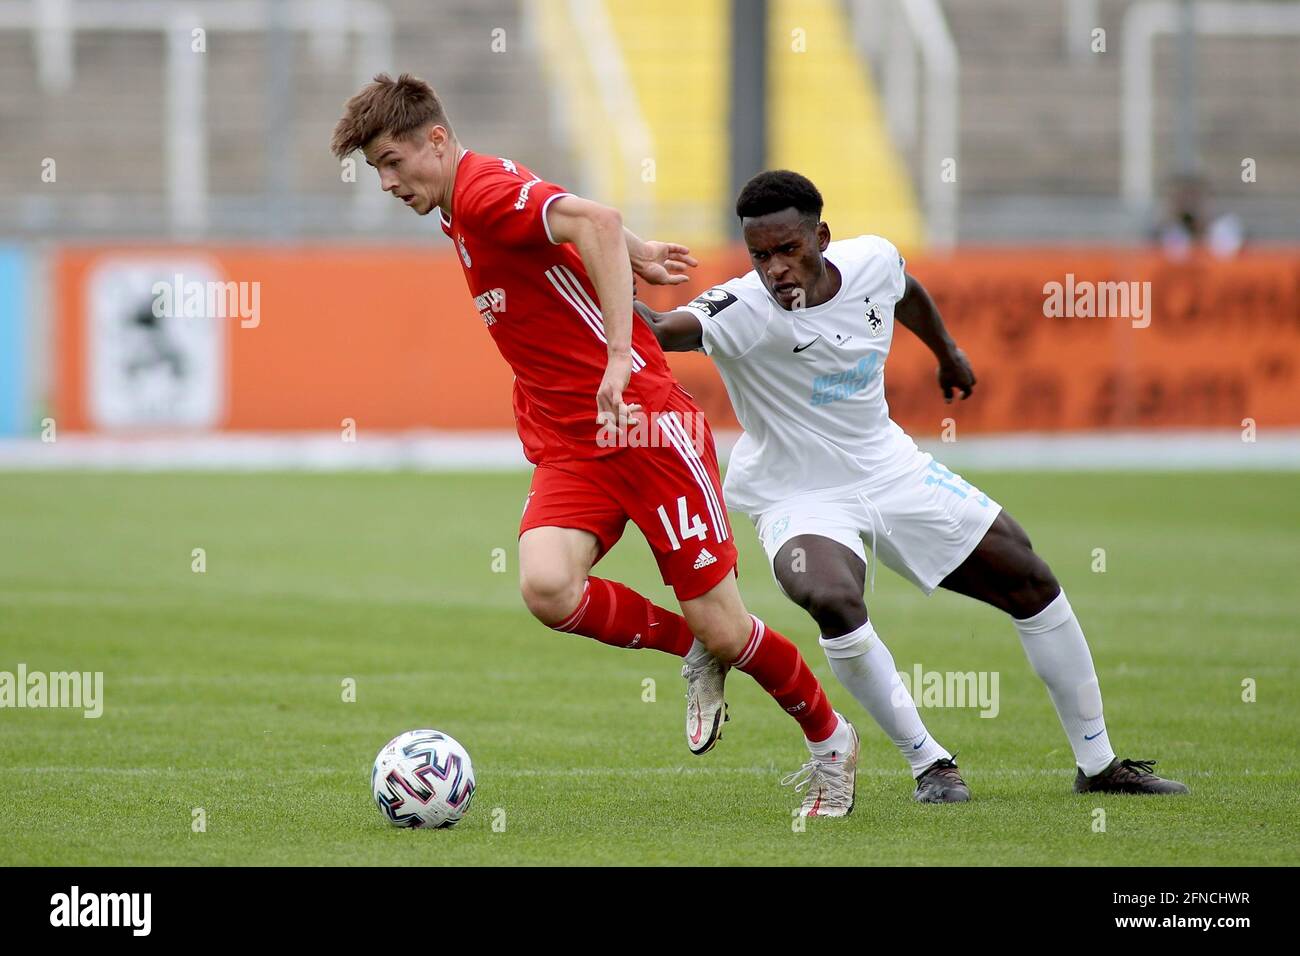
top-left (781, 755), bottom-right (851, 802)
top-left (780, 759), bottom-right (821, 794)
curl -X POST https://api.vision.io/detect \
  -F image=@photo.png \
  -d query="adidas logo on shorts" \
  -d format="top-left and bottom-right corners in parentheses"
top-left (693, 548), bottom-right (717, 570)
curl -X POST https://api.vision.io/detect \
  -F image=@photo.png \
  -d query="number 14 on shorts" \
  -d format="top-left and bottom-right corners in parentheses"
top-left (657, 496), bottom-right (708, 551)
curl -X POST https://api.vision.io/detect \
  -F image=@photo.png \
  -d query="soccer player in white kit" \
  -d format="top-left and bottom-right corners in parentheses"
top-left (635, 170), bottom-right (1188, 801)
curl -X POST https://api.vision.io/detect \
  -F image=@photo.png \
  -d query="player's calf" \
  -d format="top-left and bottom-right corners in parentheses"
top-left (545, 577), bottom-right (696, 657)
top-left (519, 528), bottom-right (695, 656)
top-left (514, 530), bottom-right (691, 658)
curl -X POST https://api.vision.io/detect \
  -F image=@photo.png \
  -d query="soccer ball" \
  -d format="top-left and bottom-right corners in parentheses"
top-left (371, 729), bottom-right (477, 828)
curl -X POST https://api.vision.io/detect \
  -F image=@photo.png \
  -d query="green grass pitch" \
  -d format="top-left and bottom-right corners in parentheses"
top-left (1, 470), bottom-right (1297, 866)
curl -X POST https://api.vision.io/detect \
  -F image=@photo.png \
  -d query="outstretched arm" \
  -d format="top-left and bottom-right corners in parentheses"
top-left (625, 228), bottom-right (698, 286)
top-left (894, 273), bottom-right (976, 403)
top-left (633, 300), bottom-right (704, 352)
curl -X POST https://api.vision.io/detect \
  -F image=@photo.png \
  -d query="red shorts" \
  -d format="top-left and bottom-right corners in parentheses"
top-left (519, 388), bottom-right (738, 601)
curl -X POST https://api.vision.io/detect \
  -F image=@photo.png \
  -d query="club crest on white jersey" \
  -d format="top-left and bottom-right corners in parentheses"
top-left (866, 298), bottom-right (886, 335)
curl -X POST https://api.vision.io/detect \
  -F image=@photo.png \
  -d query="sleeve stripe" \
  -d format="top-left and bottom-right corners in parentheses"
top-left (540, 191), bottom-right (574, 245)
top-left (545, 267), bottom-right (609, 351)
top-left (545, 266), bottom-right (647, 372)
top-left (554, 265), bottom-right (647, 371)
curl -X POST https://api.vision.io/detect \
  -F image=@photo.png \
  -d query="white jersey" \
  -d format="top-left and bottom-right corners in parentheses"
top-left (681, 235), bottom-right (918, 516)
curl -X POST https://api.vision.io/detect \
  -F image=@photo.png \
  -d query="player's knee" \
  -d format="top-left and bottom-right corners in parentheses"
top-left (519, 569), bottom-right (586, 627)
top-left (778, 569), bottom-right (860, 618)
top-left (684, 608), bottom-right (750, 663)
top-left (1008, 556), bottom-right (1061, 618)
top-left (803, 584), bottom-right (868, 636)
top-left (773, 567), bottom-right (817, 611)
top-left (695, 626), bottom-right (748, 663)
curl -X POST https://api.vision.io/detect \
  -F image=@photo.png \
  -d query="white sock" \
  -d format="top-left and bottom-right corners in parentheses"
top-left (819, 620), bottom-right (950, 776)
top-left (806, 712), bottom-right (854, 758)
top-left (1013, 590), bottom-right (1116, 777)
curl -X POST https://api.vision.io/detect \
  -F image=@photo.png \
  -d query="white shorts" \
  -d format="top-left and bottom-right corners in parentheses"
top-left (751, 451), bottom-right (1002, 595)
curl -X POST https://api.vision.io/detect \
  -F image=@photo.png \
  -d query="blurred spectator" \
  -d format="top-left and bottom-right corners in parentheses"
top-left (1156, 172), bottom-right (1245, 259)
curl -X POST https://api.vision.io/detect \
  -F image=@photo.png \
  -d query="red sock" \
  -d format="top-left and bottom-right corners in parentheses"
top-left (733, 616), bottom-right (838, 742)
top-left (550, 578), bottom-right (693, 657)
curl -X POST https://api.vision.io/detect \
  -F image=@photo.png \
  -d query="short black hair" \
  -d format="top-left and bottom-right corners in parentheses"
top-left (735, 170), bottom-right (823, 224)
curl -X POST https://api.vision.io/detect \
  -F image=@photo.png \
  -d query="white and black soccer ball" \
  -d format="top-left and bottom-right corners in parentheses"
top-left (371, 729), bottom-right (476, 829)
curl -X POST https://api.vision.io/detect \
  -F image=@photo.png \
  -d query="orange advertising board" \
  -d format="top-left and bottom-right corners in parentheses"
top-left (53, 245), bottom-right (1300, 436)
top-left (54, 246), bottom-right (516, 432)
top-left (887, 249), bottom-right (1300, 436)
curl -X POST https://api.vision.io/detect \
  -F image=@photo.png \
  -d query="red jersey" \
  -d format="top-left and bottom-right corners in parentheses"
top-left (440, 150), bottom-right (677, 464)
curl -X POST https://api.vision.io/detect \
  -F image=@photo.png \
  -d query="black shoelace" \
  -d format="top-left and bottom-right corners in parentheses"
top-left (1118, 758), bottom-right (1157, 776)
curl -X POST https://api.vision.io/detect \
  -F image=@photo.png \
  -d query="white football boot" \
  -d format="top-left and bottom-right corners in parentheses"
top-left (781, 718), bottom-right (860, 818)
top-left (682, 655), bottom-right (728, 755)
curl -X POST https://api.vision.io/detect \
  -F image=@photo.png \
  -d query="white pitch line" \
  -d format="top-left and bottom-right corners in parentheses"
top-left (5, 766), bottom-right (1253, 779)
top-left (3, 430), bottom-right (1299, 471)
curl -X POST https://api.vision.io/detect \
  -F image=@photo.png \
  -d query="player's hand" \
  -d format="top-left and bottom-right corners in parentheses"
top-left (937, 348), bottom-right (976, 403)
top-left (596, 353), bottom-right (639, 432)
top-left (632, 241), bottom-right (698, 286)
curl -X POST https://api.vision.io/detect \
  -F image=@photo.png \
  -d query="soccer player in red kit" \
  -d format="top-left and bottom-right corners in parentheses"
top-left (331, 73), bottom-right (858, 816)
